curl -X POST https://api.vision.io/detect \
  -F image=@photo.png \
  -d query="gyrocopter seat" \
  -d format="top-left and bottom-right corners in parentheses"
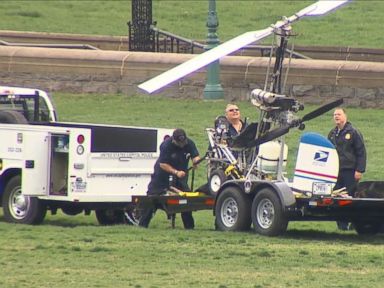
top-left (213, 115), bottom-right (230, 145)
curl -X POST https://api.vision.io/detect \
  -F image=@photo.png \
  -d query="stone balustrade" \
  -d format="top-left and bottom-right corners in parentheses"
top-left (0, 46), bottom-right (383, 107)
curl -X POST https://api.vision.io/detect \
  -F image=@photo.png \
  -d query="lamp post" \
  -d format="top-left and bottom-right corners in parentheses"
top-left (203, 0), bottom-right (224, 100)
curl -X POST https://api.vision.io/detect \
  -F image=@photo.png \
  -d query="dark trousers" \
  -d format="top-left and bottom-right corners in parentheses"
top-left (334, 169), bottom-right (357, 230)
top-left (139, 208), bottom-right (156, 228)
top-left (138, 179), bottom-right (195, 229)
top-left (334, 169), bottom-right (357, 197)
top-left (139, 208), bottom-right (194, 229)
top-left (181, 211), bottom-right (194, 229)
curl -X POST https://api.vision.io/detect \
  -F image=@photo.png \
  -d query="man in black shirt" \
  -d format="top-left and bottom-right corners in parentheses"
top-left (139, 128), bottom-right (200, 229)
top-left (225, 103), bottom-right (246, 137)
top-left (328, 107), bottom-right (366, 230)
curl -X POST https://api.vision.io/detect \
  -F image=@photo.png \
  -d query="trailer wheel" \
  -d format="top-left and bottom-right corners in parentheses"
top-left (252, 188), bottom-right (288, 236)
top-left (215, 186), bottom-right (251, 231)
top-left (95, 209), bottom-right (125, 225)
top-left (0, 110), bottom-right (28, 124)
top-left (353, 220), bottom-right (381, 235)
top-left (209, 169), bottom-right (226, 196)
top-left (2, 175), bottom-right (46, 224)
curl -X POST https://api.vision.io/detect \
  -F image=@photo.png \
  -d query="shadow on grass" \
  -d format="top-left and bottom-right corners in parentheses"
top-left (43, 219), bottom-right (99, 228)
top-left (283, 228), bottom-right (384, 243)
top-left (0, 213), bottom-right (100, 228)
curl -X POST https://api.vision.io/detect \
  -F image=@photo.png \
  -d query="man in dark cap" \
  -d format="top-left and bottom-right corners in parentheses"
top-left (139, 128), bottom-right (201, 229)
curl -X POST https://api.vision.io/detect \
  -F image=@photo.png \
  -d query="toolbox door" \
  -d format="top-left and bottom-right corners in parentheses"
top-left (22, 131), bottom-right (50, 196)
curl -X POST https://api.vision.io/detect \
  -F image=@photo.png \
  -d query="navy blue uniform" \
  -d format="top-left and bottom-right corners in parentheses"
top-left (328, 122), bottom-right (366, 196)
top-left (139, 137), bottom-right (199, 228)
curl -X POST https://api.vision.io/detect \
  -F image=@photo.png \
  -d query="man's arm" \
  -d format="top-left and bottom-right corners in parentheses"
top-left (159, 163), bottom-right (186, 179)
top-left (191, 156), bottom-right (201, 169)
top-left (354, 129), bottom-right (366, 173)
top-left (353, 129), bottom-right (366, 181)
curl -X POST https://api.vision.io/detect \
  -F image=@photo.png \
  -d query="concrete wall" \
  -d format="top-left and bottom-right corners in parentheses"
top-left (1, 46), bottom-right (384, 107)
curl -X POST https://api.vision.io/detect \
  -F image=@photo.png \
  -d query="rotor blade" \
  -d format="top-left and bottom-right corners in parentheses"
top-left (139, 0), bottom-right (351, 94)
top-left (302, 98), bottom-right (343, 122)
top-left (232, 126), bottom-right (290, 149)
top-left (295, 0), bottom-right (350, 17)
top-left (138, 28), bottom-right (272, 94)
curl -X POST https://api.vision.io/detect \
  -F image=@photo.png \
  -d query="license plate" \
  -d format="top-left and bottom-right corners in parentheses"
top-left (312, 182), bottom-right (332, 195)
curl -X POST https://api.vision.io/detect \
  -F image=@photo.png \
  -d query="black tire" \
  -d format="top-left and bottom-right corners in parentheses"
top-left (215, 186), bottom-right (251, 231)
top-left (208, 169), bottom-right (227, 197)
top-left (95, 209), bottom-right (125, 225)
top-left (0, 110), bottom-right (28, 124)
top-left (2, 175), bottom-right (46, 224)
top-left (251, 188), bottom-right (288, 236)
top-left (353, 220), bottom-right (381, 235)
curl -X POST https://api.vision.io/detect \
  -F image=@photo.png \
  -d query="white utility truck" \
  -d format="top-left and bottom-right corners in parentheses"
top-left (0, 86), bottom-right (172, 224)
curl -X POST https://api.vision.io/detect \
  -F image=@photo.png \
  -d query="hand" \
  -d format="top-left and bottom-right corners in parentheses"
top-left (175, 170), bottom-right (186, 178)
top-left (354, 171), bottom-right (362, 182)
top-left (192, 156), bottom-right (201, 169)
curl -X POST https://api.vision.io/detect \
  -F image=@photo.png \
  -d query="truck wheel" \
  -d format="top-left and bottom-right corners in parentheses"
top-left (0, 110), bottom-right (28, 124)
top-left (95, 209), bottom-right (125, 225)
top-left (2, 175), bottom-right (46, 224)
top-left (252, 188), bottom-right (288, 236)
top-left (209, 169), bottom-right (226, 196)
top-left (215, 186), bottom-right (251, 231)
top-left (353, 220), bottom-right (381, 235)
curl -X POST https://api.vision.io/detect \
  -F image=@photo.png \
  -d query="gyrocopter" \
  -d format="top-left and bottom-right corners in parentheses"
top-left (139, 0), bottom-right (348, 186)
top-left (136, 0), bottom-right (384, 237)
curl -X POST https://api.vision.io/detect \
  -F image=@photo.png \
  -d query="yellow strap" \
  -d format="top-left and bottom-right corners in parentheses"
top-left (177, 192), bottom-right (206, 197)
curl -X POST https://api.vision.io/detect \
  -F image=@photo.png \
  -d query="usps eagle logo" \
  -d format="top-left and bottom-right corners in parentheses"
top-left (314, 151), bottom-right (329, 162)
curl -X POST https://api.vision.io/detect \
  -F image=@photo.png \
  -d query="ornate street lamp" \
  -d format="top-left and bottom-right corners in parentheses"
top-left (203, 0), bottom-right (224, 100)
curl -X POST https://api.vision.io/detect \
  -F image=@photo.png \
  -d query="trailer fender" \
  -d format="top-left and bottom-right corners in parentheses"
top-left (267, 181), bottom-right (296, 208)
top-left (247, 181), bottom-right (296, 212)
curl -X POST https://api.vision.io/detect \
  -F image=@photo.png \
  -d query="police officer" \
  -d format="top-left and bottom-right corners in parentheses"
top-left (139, 128), bottom-right (200, 229)
top-left (328, 107), bottom-right (366, 230)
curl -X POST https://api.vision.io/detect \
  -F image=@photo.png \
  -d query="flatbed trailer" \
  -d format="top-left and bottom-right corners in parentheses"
top-left (132, 181), bottom-right (384, 235)
top-left (132, 194), bottom-right (215, 215)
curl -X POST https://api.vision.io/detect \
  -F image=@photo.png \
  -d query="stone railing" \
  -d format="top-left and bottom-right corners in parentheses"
top-left (0, 46), bottom-right (383, 107)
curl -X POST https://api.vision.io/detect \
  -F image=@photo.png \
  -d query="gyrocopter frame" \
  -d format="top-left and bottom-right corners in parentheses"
top-left (139, 0), bottom-right (350, 193)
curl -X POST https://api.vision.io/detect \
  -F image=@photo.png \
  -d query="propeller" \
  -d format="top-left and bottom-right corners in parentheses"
top-left (232, 98), bottom-right (344, 149)
top-left (301, 98), bottom-right (343, 122)
top-left (245, 126), bottom-right (290, 148)
top-left (139, 0), bottom-right (350, 94)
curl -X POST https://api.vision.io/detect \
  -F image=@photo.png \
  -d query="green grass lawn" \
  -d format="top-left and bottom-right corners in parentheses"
top-left (0, 211), bottom-right (383, 287)
top-left (0, 0), bottom-right (383, 48)
top-left (1, 1), bottom-right (384, 286)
